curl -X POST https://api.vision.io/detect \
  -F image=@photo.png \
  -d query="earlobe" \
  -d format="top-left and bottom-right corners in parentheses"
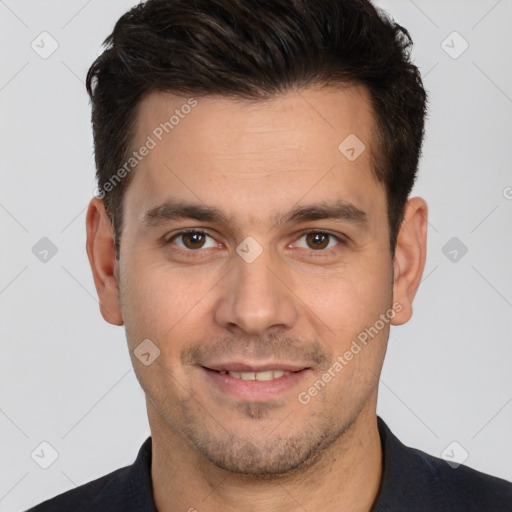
top-left (85, 197), bottom-right (124, 326)
top-left (391, 197), bottom-right (428, 326)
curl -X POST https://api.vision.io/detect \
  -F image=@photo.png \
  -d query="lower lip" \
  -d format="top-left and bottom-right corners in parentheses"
top-left (202, 367), bottom-right (311, 401)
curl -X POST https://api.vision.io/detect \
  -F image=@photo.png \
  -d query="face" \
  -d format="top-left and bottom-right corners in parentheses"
top-left (88, 85), bottom-right (424, 476)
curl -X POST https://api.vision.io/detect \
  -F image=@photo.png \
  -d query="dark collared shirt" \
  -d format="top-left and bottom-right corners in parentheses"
top-left (26, 416), bottom-right (512, 511)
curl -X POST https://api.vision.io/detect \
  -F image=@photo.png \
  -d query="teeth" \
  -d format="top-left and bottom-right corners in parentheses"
top-left (225, 370), bottom-right (290, 381)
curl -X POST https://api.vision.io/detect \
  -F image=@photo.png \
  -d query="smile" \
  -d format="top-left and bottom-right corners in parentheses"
top-left (201, 365), bottom-right (311, 401)
top-left (219, 370), bottom-right (291, 381)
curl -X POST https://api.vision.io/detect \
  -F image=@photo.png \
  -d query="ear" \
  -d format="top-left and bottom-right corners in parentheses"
top-left (391, 196), bottom-right (428, 326)
top-left (85, 197), bottom-right (124, 326)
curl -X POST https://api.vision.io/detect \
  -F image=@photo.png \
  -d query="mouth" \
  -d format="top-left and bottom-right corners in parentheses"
top-left (200, 363), bottom-right (312, 401)
top-left (216, 369), bottom-right (293, 381)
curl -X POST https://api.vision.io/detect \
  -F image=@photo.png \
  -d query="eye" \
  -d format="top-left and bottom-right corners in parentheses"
top-left (168, 230), bottom-right (219, 251)
top-left (293, 230), bottom-right (344, 252)
top-left (166, 229), bottom-right (345, 257)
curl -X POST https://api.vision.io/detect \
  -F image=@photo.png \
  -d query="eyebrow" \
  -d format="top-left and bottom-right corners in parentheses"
top-left (142, 199), bottom-right (368, 230)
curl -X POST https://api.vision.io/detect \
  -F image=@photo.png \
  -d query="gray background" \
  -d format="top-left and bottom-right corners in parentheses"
top-left (1, 0), bottom-right (511, 510)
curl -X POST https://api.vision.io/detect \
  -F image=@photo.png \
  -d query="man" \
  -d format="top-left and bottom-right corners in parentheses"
top-left (27, 0), bottom-right (512, 510)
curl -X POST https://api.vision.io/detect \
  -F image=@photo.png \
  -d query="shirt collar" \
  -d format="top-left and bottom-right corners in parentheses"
top-left (126, 436), bottom-right (158, 511)
top-left (371, 416), bottom-right (445, 511)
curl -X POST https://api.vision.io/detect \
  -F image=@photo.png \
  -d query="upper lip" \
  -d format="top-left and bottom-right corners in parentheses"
top-left (202, 362), bottom-right (310, 373)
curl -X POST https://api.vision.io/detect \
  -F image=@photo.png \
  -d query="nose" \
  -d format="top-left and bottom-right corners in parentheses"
top-left (213, 244), bottom-right (299, 337)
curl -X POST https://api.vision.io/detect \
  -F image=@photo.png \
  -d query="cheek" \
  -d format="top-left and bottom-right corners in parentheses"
top-left (301, 259), bottom-right (392, 334)
top-left (120, 258), bottom-right (220, 351)
top-left (301, 269), bottom-right (392, 395)
top-left (303, 270), bottom-right (392, 395)
top-left (120, 260), bottom-right (180, 336)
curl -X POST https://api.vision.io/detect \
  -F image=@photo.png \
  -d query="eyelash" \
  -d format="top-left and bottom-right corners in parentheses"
top-left (166, 228), bottom-right (346, 258)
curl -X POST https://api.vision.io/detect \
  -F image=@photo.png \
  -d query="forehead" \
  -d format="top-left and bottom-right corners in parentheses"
top-left (124, 85), bottom-right (385, 234)
top-left (134, 84), bottom-right (376, 156)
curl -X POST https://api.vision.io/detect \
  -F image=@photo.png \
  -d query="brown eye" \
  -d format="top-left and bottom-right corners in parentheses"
top-left (305, 232), bottom-right (330, 250)
top-left (182, 232), bottom-right (207, 249)
top-left (170, 230), bottom-right (217, 251)
top-left (292, 231), bottom-right (344, 255)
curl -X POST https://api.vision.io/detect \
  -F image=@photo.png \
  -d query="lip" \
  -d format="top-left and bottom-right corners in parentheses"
top-left (201, 365), bottom-right (312, 401)
top-left (203, 362), bottom-right (309, 373)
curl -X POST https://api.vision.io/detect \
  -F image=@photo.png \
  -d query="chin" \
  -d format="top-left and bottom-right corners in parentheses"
top-left (183, 418), bottom-right (348, 476)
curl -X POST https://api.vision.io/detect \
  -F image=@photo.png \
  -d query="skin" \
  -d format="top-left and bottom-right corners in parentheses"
top-left (86, 85), bottom-right (427, 512)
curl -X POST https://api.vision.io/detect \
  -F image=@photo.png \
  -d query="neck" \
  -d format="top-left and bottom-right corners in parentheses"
top-left (150, 400), bottom-right (383, 512)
